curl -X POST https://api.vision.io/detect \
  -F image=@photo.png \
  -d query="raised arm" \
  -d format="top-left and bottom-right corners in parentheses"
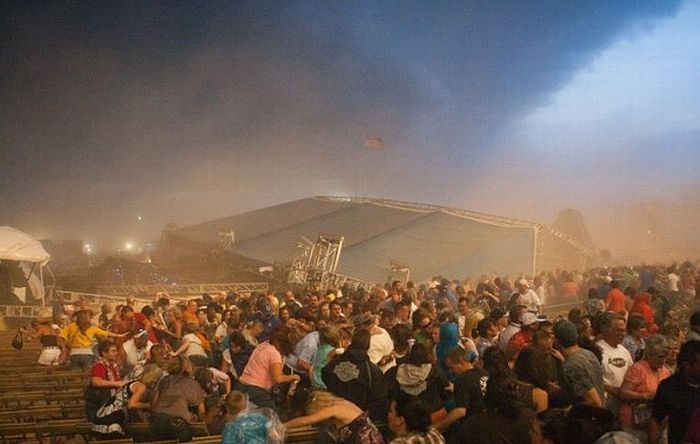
top-left (283, 406), bottom-right (337, 428)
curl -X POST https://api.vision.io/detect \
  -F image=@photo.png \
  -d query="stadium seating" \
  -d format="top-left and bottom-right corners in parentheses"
top-left (0, 329), bottom-right (320, 443)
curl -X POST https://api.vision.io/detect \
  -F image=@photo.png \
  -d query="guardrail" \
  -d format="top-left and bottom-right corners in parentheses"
top-left (543, 299), bottom-right (584, 317)
top-left (0, 305), bottom-right (45, 319)
top-left (96, 282), bottom-right (269, 296)
top-left (54, 290), bottom-right (153, 309)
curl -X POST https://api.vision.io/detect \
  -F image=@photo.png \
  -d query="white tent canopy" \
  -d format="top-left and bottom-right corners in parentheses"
top-left (0, 226), bottom-right (50, 265)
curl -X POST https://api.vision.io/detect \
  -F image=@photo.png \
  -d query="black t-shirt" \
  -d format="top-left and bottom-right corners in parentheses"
top-left (652, 373), bottom-right (700, 444)
top-left (459, 409), bottom-right (535, 444)
top-left (322, 349), bottom-right (388, 422)
top-left (454, 367), bottom-right (489, 417)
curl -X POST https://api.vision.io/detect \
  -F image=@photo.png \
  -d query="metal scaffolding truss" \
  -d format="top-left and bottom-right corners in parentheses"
top-left (310, 234), bottom-right (344, 275)
top-left (288, 233), bottom-right (345, 289)
top-left (389, 260), bottom-right (411, 285)
top-left (332, 272), bottom-right (373, 291)
top-left (218, 229), bottom-right (236, 252)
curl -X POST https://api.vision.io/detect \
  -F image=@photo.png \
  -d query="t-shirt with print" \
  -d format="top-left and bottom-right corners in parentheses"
top-left (122, 338), bottom-right (154, 368)
top-left (597, 340), bottom-right (633, 388)
top-left (454, 367), bottom-right (488, 420)
top-left (597, 339), bottom-right (633, 415)
top-left (91, 359), bottom-right (120, 382)
top-left (90, 359), bottom-right (121, 399)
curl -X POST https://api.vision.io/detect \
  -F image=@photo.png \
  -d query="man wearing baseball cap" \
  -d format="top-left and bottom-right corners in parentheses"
top-left (506, 312), bottom-right (541, 362)
top-left (554, 319), bottom-right (604, 407)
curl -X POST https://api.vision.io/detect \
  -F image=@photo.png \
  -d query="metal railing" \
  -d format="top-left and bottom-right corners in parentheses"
top-left (54, 290), bottom-right (152, 308)
top-left (96, 282), bottom-right (269, 296)
top-left (0, 305), bottom-right (45, 319)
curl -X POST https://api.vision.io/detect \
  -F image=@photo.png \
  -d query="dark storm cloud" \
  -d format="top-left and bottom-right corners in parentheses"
top-left (0, 1), bottom-right (684, 247)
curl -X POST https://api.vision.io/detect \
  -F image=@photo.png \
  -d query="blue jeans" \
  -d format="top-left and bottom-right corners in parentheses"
top-left (70, 353), bottom-right (95, 369)
top-left (150, 412), bottom-right (192, 442)
top-left (234, 381), bottom-right (275, 410)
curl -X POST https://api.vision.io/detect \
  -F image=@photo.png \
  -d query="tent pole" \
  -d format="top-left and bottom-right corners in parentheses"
top-left (532, 227), bottom-right (538, 277)
top-left (26, 262), bottom-right (37, 281)
top-left (40, 265), bottom-right (45, 308)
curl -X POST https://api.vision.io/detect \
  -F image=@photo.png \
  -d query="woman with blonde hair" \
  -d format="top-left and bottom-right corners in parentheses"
top-left (220, 391), bottom-right (284, 444)
top-left (155, 306), bottom-right (183, 351)
top-left (283, 391), bottom-right (384, 443)
top-left (91, 364), bottom-right (163, 440)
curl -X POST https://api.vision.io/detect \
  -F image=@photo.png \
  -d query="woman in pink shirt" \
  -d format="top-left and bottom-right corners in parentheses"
top-left (235, 326), bottom-right (299, 409)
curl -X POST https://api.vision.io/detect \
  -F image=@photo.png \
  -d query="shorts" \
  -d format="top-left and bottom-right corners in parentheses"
top-left (38, 347), bottom-right (61, 366)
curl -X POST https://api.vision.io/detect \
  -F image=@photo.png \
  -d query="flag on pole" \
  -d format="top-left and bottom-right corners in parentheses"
top-left (363, 135), bottom-right (384, 150)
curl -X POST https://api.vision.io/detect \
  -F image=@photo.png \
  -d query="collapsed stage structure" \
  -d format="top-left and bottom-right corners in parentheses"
top-left (163, 196), bottom-right (594, 285)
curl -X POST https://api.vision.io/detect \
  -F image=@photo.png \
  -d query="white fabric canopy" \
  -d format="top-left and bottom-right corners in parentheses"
top-left (0, 226), bottom-right (50, 264)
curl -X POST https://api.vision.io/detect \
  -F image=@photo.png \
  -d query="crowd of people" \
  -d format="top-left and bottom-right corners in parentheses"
top-left (17, 261), bottom-right (700, 444)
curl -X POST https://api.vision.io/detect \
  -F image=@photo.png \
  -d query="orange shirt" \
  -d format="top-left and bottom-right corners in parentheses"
top-left (606, 288), bottom-right (626, 313)
top-left (182, 310), bottom-right (199, 326)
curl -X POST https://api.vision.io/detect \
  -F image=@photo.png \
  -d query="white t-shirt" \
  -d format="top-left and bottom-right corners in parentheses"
top-left (214, 323), bottom-right (228, 341)
top-left (122, 339), bottom-right (153, 368)
top-left (596, 339), bottom-right (633, 388)
top-left (668, 273), bottom-right (680, 292)
top-left (521, 289), bottom-right (541, 312)
top-left (183, 333), bottom-right (208, 358)
top-left (207, 367), bottom-right (230, 392)
top-left (536, 285), bottom-right (546, 307)
top-left (369, 327), bottom-right (395, 373)
top-left (221, 349), bottom-right (238, 378)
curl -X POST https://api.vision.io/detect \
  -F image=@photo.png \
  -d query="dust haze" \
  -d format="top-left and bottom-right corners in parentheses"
top-left (1, 1), bottom-right (698, 265)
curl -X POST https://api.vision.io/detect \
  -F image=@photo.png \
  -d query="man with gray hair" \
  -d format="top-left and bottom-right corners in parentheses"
top-left (516, 278), bottom-right (542, 314)
top-left (596, 312), bottom-right (633, 422)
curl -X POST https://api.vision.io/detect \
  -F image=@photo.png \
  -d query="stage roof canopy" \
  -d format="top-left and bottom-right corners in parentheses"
top-left (172, 197), bottom-right (593, 282)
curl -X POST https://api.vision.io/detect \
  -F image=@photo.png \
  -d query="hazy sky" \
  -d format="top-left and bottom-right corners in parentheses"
top-left (1, 1), bottom-right (698, 259)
